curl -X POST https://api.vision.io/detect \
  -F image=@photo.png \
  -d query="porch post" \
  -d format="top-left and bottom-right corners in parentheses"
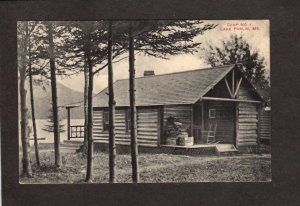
top-left (235, 102), bottom-right (239, 147)
top-left (67, 107), bottom-right (71, 140)
top-left (157, 106), bottom-right (164, 147)
top-left (235, 77), bottom-right (239, 148)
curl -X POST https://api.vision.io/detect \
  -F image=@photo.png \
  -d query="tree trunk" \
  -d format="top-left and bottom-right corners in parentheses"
top-left (20, 22), bottom-right (32, 177)
top-left (46, 22), bottom-right (61, 168)
top-left (85, 28), bottom-right (94, 182)
top-left (128, 23), bottom-right (139, 183)
top-left (28, 40), bottom-right (40, 167)
top-left (82, 58), bottom-right (89, 155)
top-left (108, 21), bottom-right (116, 183)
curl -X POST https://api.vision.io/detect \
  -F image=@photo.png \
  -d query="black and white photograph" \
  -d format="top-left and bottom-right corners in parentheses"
top-left (17, 20), bottom-right (271, 184)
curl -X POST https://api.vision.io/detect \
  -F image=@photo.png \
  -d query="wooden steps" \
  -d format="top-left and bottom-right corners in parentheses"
top-left (162, 144), bottom-right (239, 156)
top-left (215, 144), bottom-right (238, 155)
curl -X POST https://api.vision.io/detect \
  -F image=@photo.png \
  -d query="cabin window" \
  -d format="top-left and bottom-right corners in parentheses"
top-left (209, 109), bottom-right (216, 119)
top-left (103, 111), bottom-right (109, 131)
top-left (126, 109), bottom-right (131, 133)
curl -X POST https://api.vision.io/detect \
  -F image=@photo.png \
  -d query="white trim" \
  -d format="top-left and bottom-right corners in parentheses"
top-left (201, 97), bottom-right (262, 104)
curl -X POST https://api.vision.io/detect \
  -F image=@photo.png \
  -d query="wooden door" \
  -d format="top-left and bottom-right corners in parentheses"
top-left (193, 103), bottom-right (203, 143)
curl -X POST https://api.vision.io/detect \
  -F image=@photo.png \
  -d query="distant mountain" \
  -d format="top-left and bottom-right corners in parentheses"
top-left (26, 81), bottom-right (85, 119)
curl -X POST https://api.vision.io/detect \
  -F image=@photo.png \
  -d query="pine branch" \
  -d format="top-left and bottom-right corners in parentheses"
top-left (92, 49), bottom-right (127, 75)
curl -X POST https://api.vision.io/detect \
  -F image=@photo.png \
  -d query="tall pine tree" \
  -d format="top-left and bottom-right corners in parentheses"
top-left (18, 21), bottom-right (33, 177)
top-left (107, 21), bottom-right (116, 183)
top-left (27, 21), bottom-right (41, 167)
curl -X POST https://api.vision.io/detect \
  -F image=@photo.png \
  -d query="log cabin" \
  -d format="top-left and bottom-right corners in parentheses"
top-left (86, 64), bottom-right (265, 152)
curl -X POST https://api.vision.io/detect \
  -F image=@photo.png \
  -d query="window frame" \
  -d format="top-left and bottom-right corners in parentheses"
top-left (209, 108), bottom-right (216, 119)
top-left (102, 110), bottom-right (109, 132)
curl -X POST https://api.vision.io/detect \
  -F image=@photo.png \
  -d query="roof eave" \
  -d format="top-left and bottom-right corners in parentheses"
top-left (193, 64), bottom-right (236, 103)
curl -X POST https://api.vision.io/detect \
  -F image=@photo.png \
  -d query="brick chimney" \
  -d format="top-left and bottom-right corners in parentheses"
top-left (143, 70), bottom-right (155, 76)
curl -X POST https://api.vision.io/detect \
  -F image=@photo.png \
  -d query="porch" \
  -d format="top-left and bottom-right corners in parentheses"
top-left (161, 143), bottom-right (238, 155)
top-left (65, 104), bottom-right (84, 141)
top-left (192, 98), bottom-right (261, 149)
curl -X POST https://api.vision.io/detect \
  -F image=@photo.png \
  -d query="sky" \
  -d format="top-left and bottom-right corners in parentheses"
top-left (58, 20), bottom-right (270, 93)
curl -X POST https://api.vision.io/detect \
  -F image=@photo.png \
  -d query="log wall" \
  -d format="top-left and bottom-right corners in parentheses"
top-left (163, 105), bottom-right (192, 135)
top-left (236, 80), bottom-right (261, 147)
top-left (93, 107), bottom-right (159, 147)
top-left (237, 102), bottom-right (258, 147)
top-left (259, 109), bottom-right (271, 141)
top-left (137, 108), bottom-right (159, 146)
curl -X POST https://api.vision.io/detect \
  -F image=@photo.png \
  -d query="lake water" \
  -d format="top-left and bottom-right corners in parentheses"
top-left (19, 119), bottom-right (84, 145)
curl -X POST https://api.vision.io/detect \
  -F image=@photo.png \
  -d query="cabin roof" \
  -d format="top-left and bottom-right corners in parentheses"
top-left (93, 64), bottom-right (241, 107)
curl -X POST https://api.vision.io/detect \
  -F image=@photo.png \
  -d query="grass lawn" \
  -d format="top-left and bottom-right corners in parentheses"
top-left (20, 151), bottom-right (271, 183)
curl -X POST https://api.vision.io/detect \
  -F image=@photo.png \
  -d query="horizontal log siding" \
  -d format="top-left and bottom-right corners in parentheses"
top-left (259, 110), bottom-right (271, 140)
top-left (93, 110), bottom-right (104, 132)
top-left (236, 80), bottom-right (260, 147)
top-left (237, 102), bottom-right (258, 146)
top-left (93, 108), bottom-right (159, 147)
top-left (205, 101), bottom-right (235, 143)
top-left (164, 105), bottom-right (192, 133)
top-left (137, 108), bottom-right (159, 146)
